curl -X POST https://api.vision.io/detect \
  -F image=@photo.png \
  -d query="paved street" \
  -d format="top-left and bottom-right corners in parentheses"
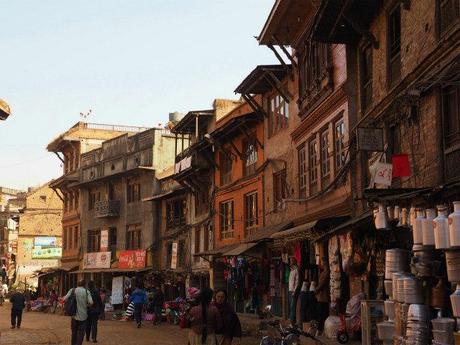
top-left (0, 304), bottom-right (264, 345)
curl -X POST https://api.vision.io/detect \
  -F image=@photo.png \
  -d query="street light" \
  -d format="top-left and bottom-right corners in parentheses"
top-left (0, 99), bottom-right (11, 120)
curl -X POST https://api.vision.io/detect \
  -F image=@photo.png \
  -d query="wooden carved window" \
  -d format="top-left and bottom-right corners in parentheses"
top-left (299, 42), bottom-right (329, 101)
top-left (166, 198), bottom-right (186, 229)
top-left (298, 145), bottom-right (307, 198)
top-left (220, 151), bottom-right (232, 185)
top-left (439, 0), bottom-right (460, 34)
top-left (335, 118), bottom-right (346, 170)
top-left (127, 179), bottom-right (141, 203)
top-left (361, 44), bottom-right (373, 111)
top-left (126, 223), bottom-right (141, 250)
top-left (220, 200), bottom-right (234, 239)
top-left (273, 169), bottom-right (287, 211)
top-left (442, 85), bottom-right (460, 180)
top-left (87, 229), bottom-right (101, 253)
top-left (244, 192), bottom-right (258, 235)
top-left (74, 225), bottom-right (79, 249)
top-left (309, 139), bottom-right (319, 195)
top-left (268, 94), bottom-right (289, 136)
top-left (242, 135), bottom-right (258, 176)
top-left (388, 4), bottom-right (401, 87)
top-left (320, 129), bottom-right (331, 186)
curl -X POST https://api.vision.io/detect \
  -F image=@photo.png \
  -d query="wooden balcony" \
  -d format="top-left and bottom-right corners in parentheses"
top-left (94, 200), bottom-right (121, 218)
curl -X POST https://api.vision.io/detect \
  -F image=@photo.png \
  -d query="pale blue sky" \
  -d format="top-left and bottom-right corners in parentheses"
top-left (0, 0), bottom-right (276, 190)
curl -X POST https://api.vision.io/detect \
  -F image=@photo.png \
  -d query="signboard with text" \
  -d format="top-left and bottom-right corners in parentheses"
top-left (100, 230), bottom-right (109, 251)
top-left (118, 250), bottom-right (146, 269)
top-left (32, 247), bottom-right (62, 259)
top-left (357, 127), bottom-right (384, 152)
top-left (34, 237), bottom-right (57, 247)
top-left (171, 242), bottom-right (178, 269)
top-left (83, 252), bottom-right (111, 269)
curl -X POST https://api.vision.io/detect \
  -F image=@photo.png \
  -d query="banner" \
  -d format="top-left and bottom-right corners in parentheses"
top-left (83, 252), bottom-right (111, 269)
top-left (111, 276), bottom-right (124, 305)
top-left (374, 162), bottom-right (393, 187)
top-left (118, 250), bottom-right (146, 269)
top-left (171, 242), bottom-right (178, 269)
top-left (34, 237), bottom-right (57, 247)
top-left (100, 230), bottom-right (109, 251)
top-left (32, 247), bottom-right (62, 259)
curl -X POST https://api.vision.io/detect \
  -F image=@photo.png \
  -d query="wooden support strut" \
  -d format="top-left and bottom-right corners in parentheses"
top-left (268, 44), bottom-right (290, 73)
top-left (229, 140), bottom-right (244, 160)
top-left (202, 152), bottom-right (219, 170)
top-left (272, 35), bottom-right (297, 75)
top-left (51, 186), bottom-right (65, 203)
top-left (240, 124), bottom-right (264, 150)
top-left (54, 152), bottom-right (65, 164)
top-left (242, 94), bottom-right (268, 118)
top-left (342, 12), bottom-right (379, 49)
top-left (264, 71), bottom-right (293, 103)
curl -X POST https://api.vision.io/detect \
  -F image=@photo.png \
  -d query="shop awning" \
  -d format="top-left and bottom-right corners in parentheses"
top-left (223, 242), bottom-right (260, 257)
top-left (143, 187), bottom-right (187, 202)
top-left (271, 217), bottom-right (349, 241)
top-left (243, 221), bottom-right (293, 243)
top-left (363, 187), bottom-right (432, 202)
top-left (70, 267), bottom-right (151, 274)
top-left (194, 243), bottom-right (240, 257)
top-left (315, 212), bottom-right (373, 242)
top-left (59, 263), bottom-right (79, 272)
top-left (271, 221), bottom-right (317, 239)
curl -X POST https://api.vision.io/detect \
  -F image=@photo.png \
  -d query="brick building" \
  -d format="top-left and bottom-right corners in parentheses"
top-left (47, 122), bottom-right (149, 293)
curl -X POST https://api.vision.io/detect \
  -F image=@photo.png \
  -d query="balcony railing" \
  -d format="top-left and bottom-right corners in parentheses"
top-left (95, 200), bottom-right (121, 218)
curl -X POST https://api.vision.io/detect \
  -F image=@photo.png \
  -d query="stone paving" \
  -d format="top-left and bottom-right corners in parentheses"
top-left (0, 304), bottom-right (263, 345)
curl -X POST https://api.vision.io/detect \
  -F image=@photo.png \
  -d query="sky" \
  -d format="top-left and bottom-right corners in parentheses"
top-left (0, 0), bottom-right (276, 190)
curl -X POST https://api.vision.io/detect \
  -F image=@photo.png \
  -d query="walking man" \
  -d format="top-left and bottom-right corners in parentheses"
top-left (130, 283), bottom-right (147, 328)
top-left (64, 280), bottom-right (93, 345)
top-left (86, 281), bottom-right (103, 343)
top-left (10, 289), bottom-right (26, 329)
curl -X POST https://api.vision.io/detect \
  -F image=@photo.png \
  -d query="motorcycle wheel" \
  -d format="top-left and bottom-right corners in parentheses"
top-left (337, 331), bottom-right (349, 344)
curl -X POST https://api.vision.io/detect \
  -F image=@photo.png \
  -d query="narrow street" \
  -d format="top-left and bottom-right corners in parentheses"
top-left (0, 305), bottom-right (185, 345)
top-left (0, 305), bottom-right (264, 345)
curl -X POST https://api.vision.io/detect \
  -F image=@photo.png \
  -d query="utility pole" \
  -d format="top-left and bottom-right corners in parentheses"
top-left (0, 99), bottom-right (11, 120)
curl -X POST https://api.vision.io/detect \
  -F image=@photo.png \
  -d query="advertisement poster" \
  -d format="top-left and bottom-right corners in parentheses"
top-left (171, 242), bottom-right (178, 269)
top-left (34, 237), bottom-right (57, 247)
top-left (118, 250), bottom-right (146, 269)
top-left (111, 276), bottom-right (124, 305)
top-left (83, 252), bottom-right (111, 269)
top-left (100, 230), bottom-right (109, 251)
top-left (32, 247), bottom-right (62, 259)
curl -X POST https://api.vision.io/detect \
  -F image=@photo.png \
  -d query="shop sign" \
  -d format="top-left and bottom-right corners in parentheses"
top-left (100, 230), bottom-right (109, 251)
top-left (118, 250), bottom-right (146, 269)
top-left (34, 237), bottom-right (57, 247)
top-left (171, 242), bottom-right (178, 269)
top-left (373, 162), bottom-right (393, 187)
top-left (357, 127), bottom-right (384, 152)
top-left (111, 276), bottom-right (124, 305)
top-left (83, 252), bottom-right (111, 269)
top-left (32, 247), bottom-right (62, 259)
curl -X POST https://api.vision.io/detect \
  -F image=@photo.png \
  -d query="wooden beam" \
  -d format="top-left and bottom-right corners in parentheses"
top-left (242, 94), bottom-right (268, 118)
top-left (240, 124), bottom-right (264, 150)
top-left (272, 35), bottom-right (297, 78)
top-left (268, 44), bottom-right (290, 73)
top-left (202, 151), bottom-right (220, 170)
top-left (264, 71), bottom-right (293, 103)
top-left (54, 152), bottom-right (65, 164)
top-left (229, 140), bottom-right (244, 160)
top-left (51, 186), bottom-right (65, 203)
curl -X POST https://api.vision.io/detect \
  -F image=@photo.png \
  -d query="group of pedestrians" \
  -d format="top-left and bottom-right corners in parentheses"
top-left (63, 279), bottom-right (104, 345)
top-left (187, 288), bottom-right (242, 345)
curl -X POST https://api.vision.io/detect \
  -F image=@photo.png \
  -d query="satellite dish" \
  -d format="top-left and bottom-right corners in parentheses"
top-left (0, 99), bottom-right (11, 120)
